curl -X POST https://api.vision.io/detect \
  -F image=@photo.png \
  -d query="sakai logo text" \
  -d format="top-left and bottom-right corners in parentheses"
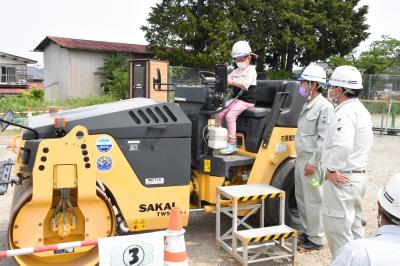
top-left (139, 202), bottom-right (176, 217)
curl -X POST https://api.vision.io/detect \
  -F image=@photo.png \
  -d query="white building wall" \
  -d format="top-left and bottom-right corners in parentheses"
top-left (43, 42), bottom-right (70, 100)
top-left (0, 57), bottom-right (24, 64)
top-left (68, 49), bottom-right (106, 98)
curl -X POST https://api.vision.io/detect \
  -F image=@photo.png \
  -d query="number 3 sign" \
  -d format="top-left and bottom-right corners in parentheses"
top-left (98, 231), bottom-right (165, 266)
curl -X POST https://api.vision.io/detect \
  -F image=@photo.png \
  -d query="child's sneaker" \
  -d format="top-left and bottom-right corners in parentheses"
top-left (219, 143), bottom-right (237, 155)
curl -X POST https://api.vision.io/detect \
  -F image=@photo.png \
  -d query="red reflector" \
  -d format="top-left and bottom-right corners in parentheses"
top-left (48, 106), bottom-right (59, 113)
top-left (54, 117), bottom-right (66, 128)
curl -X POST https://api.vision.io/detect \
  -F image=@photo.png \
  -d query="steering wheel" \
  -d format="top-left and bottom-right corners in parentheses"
top-left (198, 70), bottom-right (216, 85)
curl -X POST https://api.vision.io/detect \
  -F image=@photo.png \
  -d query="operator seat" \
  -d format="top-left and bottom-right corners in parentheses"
top-left (236, 81), bottom-right (279, 153)
top-left (236, 80), bottom-right (304, 153)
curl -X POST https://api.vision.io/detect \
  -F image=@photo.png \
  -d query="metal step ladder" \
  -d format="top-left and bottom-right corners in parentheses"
top-left (216, 184), bottom-right (297, 265)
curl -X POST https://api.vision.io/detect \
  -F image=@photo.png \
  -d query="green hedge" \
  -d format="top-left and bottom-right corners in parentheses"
top-left (0, 94), bottom-right (117, 116)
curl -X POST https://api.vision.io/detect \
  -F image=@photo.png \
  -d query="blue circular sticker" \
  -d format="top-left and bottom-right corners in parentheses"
top-left (96, 137), bottom-right (113, 152)
top-left (97, 156), bottom-right (113, 172)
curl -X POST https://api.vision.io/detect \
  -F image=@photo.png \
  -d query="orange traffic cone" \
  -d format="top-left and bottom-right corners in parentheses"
top-left (164, 207), bottom-right (188, 265)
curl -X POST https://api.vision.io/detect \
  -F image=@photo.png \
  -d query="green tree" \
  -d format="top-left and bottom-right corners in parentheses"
top-left (142, 0), bottom-right (369, 73)
top-left (22, 86), bottom-right (45, 101)
top-left (329, 36), bottom-right (400, 74)
top-left (357, 36), bottom-right (400, 74)
top-left (141, 0), bottom-right (243, 69)
top-left (264, 0), bottom-right (369, 72)
top-left (95, 53), bottom-right (131, 99)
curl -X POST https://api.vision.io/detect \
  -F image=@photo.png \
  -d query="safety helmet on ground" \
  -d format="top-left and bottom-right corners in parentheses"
top-left (232, 41), bottom-right (252, 59)
top-left (298, 64), bottom-right (326, 84)
top-left (328, 65), bottom-right (363, 90)
top-left (378, 173), bottom-right (400, 224)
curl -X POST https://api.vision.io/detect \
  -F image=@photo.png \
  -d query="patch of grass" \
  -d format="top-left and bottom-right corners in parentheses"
top-left (0, 128), bottom-right (22, 136)
top-left (0, 95), bottom-right (118, 115)
top-left (54, 95), bottom-right (118, 110)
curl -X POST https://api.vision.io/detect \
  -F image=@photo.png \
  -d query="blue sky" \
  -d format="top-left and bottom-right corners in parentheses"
top-left (1, 0), bottom-right (398, 67)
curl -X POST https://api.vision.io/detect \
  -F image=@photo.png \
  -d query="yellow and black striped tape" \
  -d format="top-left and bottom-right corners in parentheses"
top-left (238, 193), bottom-right (283, 202)
top-left (249, 231), bottom-right (296, 243)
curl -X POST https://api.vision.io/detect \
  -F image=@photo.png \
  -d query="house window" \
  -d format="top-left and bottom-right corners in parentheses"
top-left (0, 67), bottom-right (5, 83)
top-left (0, 66), bottom-right (16, 83)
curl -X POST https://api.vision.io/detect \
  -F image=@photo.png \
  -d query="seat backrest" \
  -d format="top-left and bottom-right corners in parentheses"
top-left (253, 80), bottom-right (305, 127)
top-left (276, 81), bottom-right (306, 127)
top-left (253, 80), bottom-right (282, 108)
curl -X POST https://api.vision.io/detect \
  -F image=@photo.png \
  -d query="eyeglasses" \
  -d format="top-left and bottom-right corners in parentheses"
top-left (234, 55), bottom-right (249, 62)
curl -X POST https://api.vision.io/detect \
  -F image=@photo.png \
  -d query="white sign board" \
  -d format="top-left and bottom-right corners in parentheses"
top-left (98, 231), bottom-right (165, 266)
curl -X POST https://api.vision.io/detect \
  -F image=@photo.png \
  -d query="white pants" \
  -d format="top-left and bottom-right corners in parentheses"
top-left (294, 155), bottom-right (324, 245)
top-left (322, 173), bottom-right (368, 259)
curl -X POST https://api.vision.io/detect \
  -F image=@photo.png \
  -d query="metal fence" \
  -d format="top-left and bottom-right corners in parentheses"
top-left (362, 74), bottom-right (400, 100)
top-left (167, 66), bottom-right (204, 102)
top-left (360, 75), bottom-right (400, 135)
top-left (168, 66), bottom-right (203, 86)
top-left (361, 99), bottom-right (400, 135)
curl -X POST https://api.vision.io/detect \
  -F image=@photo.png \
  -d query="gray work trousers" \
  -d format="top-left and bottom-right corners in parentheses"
top-left (322, 173), bottom-right (368, 259)
top-left (294, 155), bottom-right (324, 245)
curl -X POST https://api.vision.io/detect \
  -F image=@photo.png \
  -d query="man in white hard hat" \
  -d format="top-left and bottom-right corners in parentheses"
top-left (331, 173), bottom-right (400, 266)
top-left (322, 65), bottom-right (373, 259)
top-left (295, 64), bottom-right (334, 250)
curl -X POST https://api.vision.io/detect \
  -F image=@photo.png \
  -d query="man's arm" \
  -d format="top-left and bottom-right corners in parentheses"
top-left (309, 104), bottom-right (334, 167)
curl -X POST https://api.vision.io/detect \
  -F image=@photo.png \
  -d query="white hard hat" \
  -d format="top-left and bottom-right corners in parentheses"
top-left (298, 64), bottom-right (326, 84)
top-left (378, 173), bottom-right (400, 223)
top-left (328, 65), bottom-right (363, 90)
top-left (232, 41), bottom-right (252, 58)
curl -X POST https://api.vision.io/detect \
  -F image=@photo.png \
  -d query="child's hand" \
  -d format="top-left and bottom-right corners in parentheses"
top-left (228, 79), bottom-right (245, 89)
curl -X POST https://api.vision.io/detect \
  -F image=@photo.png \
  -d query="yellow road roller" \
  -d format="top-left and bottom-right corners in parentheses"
top-left (0, 65), bottom-right (305, 265)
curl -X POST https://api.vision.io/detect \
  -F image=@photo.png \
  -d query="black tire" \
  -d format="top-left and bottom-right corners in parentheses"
top-left (265, 158), bottom-right (301, 229)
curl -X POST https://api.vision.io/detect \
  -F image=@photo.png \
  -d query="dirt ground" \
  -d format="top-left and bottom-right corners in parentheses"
top-left (0, 133), bottom-right (399, 266)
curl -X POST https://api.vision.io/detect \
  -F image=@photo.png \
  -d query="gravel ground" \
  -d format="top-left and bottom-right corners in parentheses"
top-left (0, 133), bottom-right (399, 266)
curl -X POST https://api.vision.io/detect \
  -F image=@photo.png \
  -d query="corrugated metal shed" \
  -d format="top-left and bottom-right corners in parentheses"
top-left (34, 36), bottom-right (151, 54)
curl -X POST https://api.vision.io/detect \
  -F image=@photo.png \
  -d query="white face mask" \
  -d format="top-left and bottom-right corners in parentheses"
top-left (327, 88), bottom-right (335, 103)
top-left (236, 62), bottom-right (247, 69)
top-left (327, 87), bottom-right (343, 104)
